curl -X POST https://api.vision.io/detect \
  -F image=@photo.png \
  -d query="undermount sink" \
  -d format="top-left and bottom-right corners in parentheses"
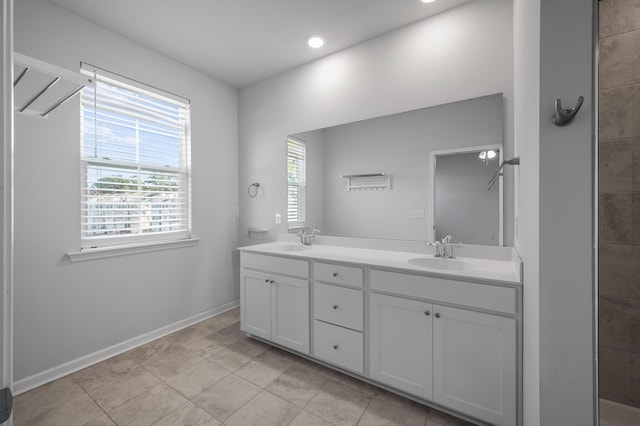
top-left (273, 244), bottom-right (313, 252)
top-left (407, 257), bottom-right (474, 271)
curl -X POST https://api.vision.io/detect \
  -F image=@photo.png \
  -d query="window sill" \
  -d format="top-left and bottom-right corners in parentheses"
top-left (67, 238), bottom-right (200, 263)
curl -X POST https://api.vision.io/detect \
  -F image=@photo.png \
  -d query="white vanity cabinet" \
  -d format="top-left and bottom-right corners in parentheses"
top-left (240, 252), bottom-right (310, 354)
top-left (370, 270), bottom-right (517, 426)
top-left (370, 293), bottom-right (433, 399)
top-left (312, 262), bottom-right (364, 373)
top-left (239, 242), bottom-right (522, 426)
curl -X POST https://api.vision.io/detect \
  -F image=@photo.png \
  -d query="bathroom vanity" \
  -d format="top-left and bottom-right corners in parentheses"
top-left (239, 236), bottom-right (522, 426)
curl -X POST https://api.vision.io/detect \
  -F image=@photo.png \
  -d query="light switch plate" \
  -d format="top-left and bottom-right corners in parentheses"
top-left (409, 209), bottom-right (425, 219)
top-left (275, 213), bottom-right (281, 224)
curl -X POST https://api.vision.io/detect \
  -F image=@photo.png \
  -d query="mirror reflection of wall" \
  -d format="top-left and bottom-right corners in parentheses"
top-left (287, 93), bottom-right (505, 244)
top-left (434, 150), bottom-right (501, 245)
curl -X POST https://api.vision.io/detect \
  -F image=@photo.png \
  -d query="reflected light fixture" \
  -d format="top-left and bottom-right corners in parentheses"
top-left (307, 35), bottom-right (326, 49)
top-left (478, 149), bottom-right (497, 163)
top-left (421, 0), bottom-right (436, 3)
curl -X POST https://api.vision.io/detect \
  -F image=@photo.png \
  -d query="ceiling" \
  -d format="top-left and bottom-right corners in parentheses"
top-left (47, 0), bottom-right (473, 88)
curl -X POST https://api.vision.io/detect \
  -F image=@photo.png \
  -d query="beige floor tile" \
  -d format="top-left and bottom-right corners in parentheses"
top-left (198, 308), bottom-right (240, 332)
top-left (357, 390), bottom-right (429, 426)
top-left (295, 357), bottom-right (341, 377)
top-left (427, 409), bottom-right (475, 426)
top-left (17, 391), bottom-right (104, 426)
top-left (81, 365), bottom-right (161, 411)
top-left (234, 348), bottom-right (296, 387)
top-left (165, 324), bottom-right (216, 345)
top-left (192, 374), bottom-right (261, 421)
top-left (305, 379), bottom-right (373, 426)
top-left (225, 390), bottom-right (301, 426)
top-left (216, 322), bottom-right (246, 341)
top-left (154, 401), bottom-right (221, 426)
top-left (180, 331), bottom-right (236, 358)
top-left (141, 343), bottom-right (204, 381)
top-left (165, 359), bottom-right (230, 399)
top-left (82, 414), bottom-right (116, 426)
top-left (108, 383), bottom-right (188, 426)
top-left (326, 370), bottom-right (379, 397)
top-left (127, 337), bottom-right (173, 365)
top-left (289, 410), bottom-right (335, 426)
top-left (14, 376), bottom-right (88, 426)
top-left (266, 363), bottom-right (328, 408)
top-left (206, 340), bottom-right (268, 371)
top-left (73, 354), bottom-right (139, 392)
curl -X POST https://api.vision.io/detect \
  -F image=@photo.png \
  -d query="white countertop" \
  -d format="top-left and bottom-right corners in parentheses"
top-left (239, 241), bottom-right (522, 286)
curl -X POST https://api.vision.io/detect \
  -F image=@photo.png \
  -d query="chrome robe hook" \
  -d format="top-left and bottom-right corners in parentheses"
top-left (552, 96), bottom-right (584, 127)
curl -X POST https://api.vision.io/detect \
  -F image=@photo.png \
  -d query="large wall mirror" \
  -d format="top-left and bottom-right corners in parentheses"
top-left (286, 93), bottom-right (506, 246)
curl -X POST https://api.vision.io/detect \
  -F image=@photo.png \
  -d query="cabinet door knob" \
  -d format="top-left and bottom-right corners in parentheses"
top-left (332, 272), bottom-right (338, 277)
top-left (435, 313), bottom-right (440, 318)
top-left (333, 344), bottom-right (339, 350)
top-left (333, 305), bottom-right (338, 310)
top-left (425, 310), bottom-right (430, 316)
top-left (270, 280), bottom-right (275, 284)
top-left (264, 279), bottom-right (269, 283)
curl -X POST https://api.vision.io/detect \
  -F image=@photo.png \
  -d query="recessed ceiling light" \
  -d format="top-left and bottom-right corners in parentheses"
top-left (307, 35), bottom-right (326, 49)
top-left (421, 0), bottom-right (436, 3)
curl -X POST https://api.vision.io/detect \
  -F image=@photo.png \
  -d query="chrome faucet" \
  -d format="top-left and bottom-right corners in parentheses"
top-left (428, 240), bottom-right (445, 257)
top-left (429, 234), bottom-right (463, 258)
top-left (442, 234), bottom-right (463, 258)
top-left (297, 227), bottom-right (320, 246)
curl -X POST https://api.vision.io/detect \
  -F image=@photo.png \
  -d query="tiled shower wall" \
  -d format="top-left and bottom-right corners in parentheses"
top-left (598, 0), bottom-right (640, 408)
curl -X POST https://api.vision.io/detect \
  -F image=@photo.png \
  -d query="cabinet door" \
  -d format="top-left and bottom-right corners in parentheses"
top-left (240, 270), bottom-right (272, 340)
top-left (433, 305), bottom-right (516, 426)
top-left (370, 293), bottom-right (433, 400)
top-left (271, 275), bottom-right (309, 354)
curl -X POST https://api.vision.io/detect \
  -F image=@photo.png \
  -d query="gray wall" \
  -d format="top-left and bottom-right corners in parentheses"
top-left (13, 0), bottom-right (239, 387)
top-left (239, 0), bottom-right (514, 248)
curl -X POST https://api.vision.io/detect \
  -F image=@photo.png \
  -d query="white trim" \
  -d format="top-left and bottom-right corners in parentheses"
top-left (12, 299), bottom-right (239, 395)
top-left (1, 1), bottom-right (14, 421)
top-left (67, 237), bottom-right (200, 262)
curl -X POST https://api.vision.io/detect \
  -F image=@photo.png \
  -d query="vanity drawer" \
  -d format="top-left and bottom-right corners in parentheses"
top-left (313, 262), bottom-right (363, 288)
top-left (370, 270), bottom-right (515, 315)
top-left (314, 283), bottom-right (363, 331)
top-left (314, 320), bottom-right (363, 373)
top-left (241, 252), bottom-right (309, 278)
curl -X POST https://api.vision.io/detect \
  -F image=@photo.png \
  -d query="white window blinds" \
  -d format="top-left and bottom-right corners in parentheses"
top-left (80, 64), bottom-right (191, 248)
top-left (287, 137), bottom-right (306, 225)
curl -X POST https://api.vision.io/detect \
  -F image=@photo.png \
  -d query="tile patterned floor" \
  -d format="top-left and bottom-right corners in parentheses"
top-left (14, 308), bottom-right (474, 426)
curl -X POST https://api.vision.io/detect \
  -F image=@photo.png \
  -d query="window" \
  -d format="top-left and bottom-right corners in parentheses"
top-left (80, 64), bottom-right (191, 248)
top-left (287, 137), bottom-right (306, 227)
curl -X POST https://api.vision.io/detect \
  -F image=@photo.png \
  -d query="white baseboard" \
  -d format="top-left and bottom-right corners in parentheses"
top-left (13, 299), bottom-right (239, 395)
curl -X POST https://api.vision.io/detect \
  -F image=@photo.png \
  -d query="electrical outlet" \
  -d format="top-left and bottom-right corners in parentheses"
top-left (275, 213), bottom-right (281, 224)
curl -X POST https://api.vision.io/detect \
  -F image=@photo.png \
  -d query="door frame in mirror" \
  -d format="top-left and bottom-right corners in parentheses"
top-left (427, 143), bottom-right (504, 246)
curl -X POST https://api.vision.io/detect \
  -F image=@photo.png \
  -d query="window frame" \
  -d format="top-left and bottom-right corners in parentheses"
top-left (79, 63), bottom-right (192, 249)
top-left (287, 136), bottom-right (306, 228)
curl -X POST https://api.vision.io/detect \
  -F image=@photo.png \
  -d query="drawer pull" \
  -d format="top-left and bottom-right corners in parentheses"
top-left (270, 280), bottom-right (275, 284)
top-left (264, 279), bottom-right (269, 283)
top-left (333, 305), bottom-right (338, 310)
top-left (435, 312), bottom-right (441, 318)
top-left (332, 272), bottom-right (338, 277)
top-left (333, 344), bottom-right (339, 350)
top-left (425, 310), bottom-right (430, 316)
